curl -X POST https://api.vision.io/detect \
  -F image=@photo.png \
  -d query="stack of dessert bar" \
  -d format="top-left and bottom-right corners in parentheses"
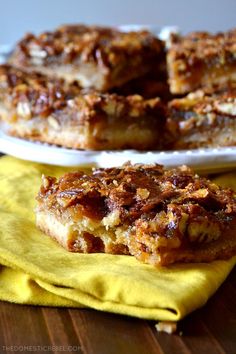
top-left (0, 25), bottom-right (236, 150)
top-left (167, 30), bottom-right (236, 149)
top-left (0, 25), bottom-right (166, 150)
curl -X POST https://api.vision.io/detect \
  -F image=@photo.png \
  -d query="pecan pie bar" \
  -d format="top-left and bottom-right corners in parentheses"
top-left (9, 24), bottom-right (165, 91)
top-left (167, 85), bottom-right (236, 149)
top-left (0, 65), bottom-right (165, 150)
top-left (167, 29), bottom-right (236, 94)
top-left (36, 163), bottom-right (236, 266)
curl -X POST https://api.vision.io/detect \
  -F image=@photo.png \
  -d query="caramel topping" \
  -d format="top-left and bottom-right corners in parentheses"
top-left (37, 163), bottom-right (236, 243)
top-left (13, 25), bottom-right (164, 67)
top-left (169, 29), bottom-right (236, 70)
top-left (0, 64), bottom-right (79, 118)
top-left (0, 65), bottom-right (164, 121)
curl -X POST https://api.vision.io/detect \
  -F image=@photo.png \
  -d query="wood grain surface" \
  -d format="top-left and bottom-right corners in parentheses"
top-left (0, 267), bottom-right (235, 354)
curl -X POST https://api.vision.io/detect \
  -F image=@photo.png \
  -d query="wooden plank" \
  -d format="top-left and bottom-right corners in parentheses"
top-left (217, 281), bottom-right (236, 317)
top-left (152, 268), bottom-right (236, 354)
top-left (0, 302), bottom-right (52, 354)
top-left (69, 308), bottom-right (163, 354)
top-left (226, 268), bottom-right (236, 291)
top-left (152, 326), bottom-right (191, 354)
top-left (199, 277), bottom-right (236, 354)
top-left (179, 312), bottom-right (225, 354)
top-left (42, 307), bottom-right (83, 354)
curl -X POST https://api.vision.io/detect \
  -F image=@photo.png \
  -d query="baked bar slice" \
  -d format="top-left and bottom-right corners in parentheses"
top-left (167, 85), bottom-right (236, 149)
top-left (0, 65), bottom-right (165, 150)
top-left (167, 29), bottom-right (236, 94)
top-left (9, 24), bottom-right (165, 91)
top-left (36, 163), bottom-right (236, 266)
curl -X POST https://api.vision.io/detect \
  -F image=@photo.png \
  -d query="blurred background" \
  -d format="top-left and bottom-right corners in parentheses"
top-left (1, 0), bottom-right (236, 45)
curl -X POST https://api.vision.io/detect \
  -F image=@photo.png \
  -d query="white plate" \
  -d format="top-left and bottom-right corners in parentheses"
top-left (1, 129), bottom-right (236, 173)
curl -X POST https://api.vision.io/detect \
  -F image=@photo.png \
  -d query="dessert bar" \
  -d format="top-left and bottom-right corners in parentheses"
top-left (167, 85), bottom-right (236, 149)
top-left (0, 65), bottom-right (165, 150)
top-left (9, 24), bottom-right (165, 91)
top-left (36, 163), bottom-right (236, 266)
top-left (167, 29), bottom-right (236, 94)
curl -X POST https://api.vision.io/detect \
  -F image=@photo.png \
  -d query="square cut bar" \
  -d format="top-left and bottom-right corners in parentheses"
top-left (167, 29), bottom-right (236, 94)
top-left (0, 65), bottom-right (165, 150)
top-left (36, 163), bottom-right (236, 266)
top-left (167, 85), bottom-right (236, 149)
top-left (9, 24), bottom-right (165, 91)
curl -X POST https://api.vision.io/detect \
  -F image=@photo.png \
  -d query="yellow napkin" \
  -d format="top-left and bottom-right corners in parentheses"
top-left (0, 155), bottom-right (235, 321)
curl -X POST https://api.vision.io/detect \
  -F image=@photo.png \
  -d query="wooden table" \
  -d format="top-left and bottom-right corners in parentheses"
top-left (0, 267), bottom-right (235, 354)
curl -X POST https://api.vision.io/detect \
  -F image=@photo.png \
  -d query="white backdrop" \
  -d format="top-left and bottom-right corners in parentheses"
top-left (1, 0), bottom-right (236, 45)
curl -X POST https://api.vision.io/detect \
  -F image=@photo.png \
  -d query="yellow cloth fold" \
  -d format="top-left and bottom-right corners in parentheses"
top-left (0, 156), bottom-right (235, 321)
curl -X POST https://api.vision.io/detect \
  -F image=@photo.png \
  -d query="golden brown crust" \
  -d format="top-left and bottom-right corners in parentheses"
top-left (9, 24), bottom-right (165, 90)
top-left (36, 163), bottom-right (236, 266)
top-left (0, 65), bottom-right (166, 150)
top-left (167, 85), bottom-right (236, 149)
top-left (167, 29), bottom-right (236, 94)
